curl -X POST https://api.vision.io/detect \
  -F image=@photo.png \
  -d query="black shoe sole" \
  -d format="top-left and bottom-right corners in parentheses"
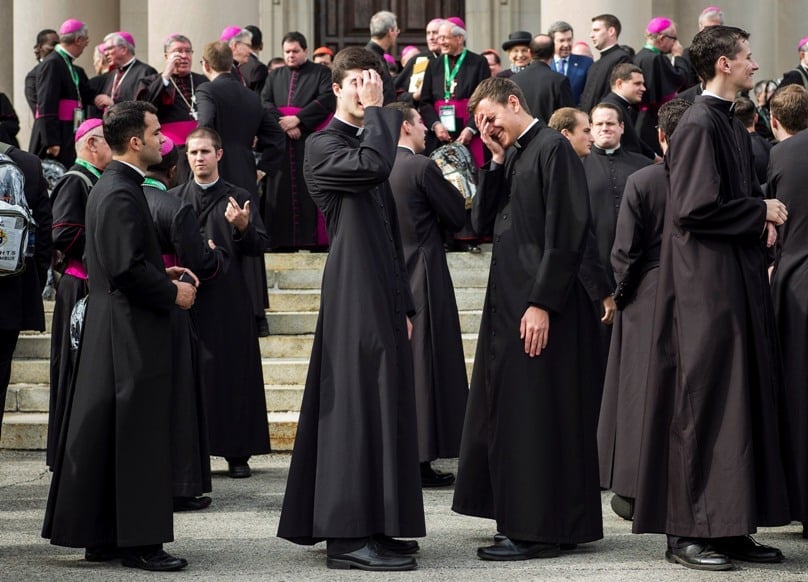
top-left (121, 558), bottom-right (189, 572)
top-left (477, 547), bottom-right (561, 561)
top-left (326, 557), bottom-right (417, 571)
top-left (719, 551), bottom-right (784, 564)
top-left (665, 550), bottom-right (733, 571)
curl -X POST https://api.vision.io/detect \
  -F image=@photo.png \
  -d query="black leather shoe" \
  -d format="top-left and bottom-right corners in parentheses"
top-left (665, 542), bottom-right (733, 571)
top-left (493, 533), bottom-right (576, 551)
top-left (420, 462), bottom-right (455, 488)
top-left (372, 535), bottom-right (419, 555)
top-left (610, 493), bottom-right (635, 521)
top-left (85, 545), bottom-right (120, 562)
top-left (478, 537), bottom-right (560, 561)
top-left (121, 546), bottom-right (188, 572)
top-left (710, 535), bottom-right (784, 563)
top-left (228, 460), bottom-right (251, 478)
top-left (327, 540), bottom-right (417, 571)
top-left (173, 495), bottom-right (212, 512)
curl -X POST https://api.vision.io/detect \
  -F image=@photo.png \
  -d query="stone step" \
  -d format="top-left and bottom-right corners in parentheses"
top-left (268, 267), bottom-right (489, 290)
top-left (265, 310), bottom-right (482, 336)
top-left (267, 286), bottom-right (485, 312)
top-left (10, 356), bottom-right (477, 386)
top-left (265, 248), bottom-right (491, 272)
top-left (0, 412), bottom-right (300, 451)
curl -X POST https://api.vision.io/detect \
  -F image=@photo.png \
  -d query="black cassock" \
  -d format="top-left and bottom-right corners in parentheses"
top-left (43, 162), bottom-right (177, 549)
top-left (452, 121), bottom-right (602, 545)
top-left (389, 146), bottom-right (468, 463)
top-left (601, 92), bottom-right (656, 160)
top-left (579, 45), bottom-right (633, 115)
top-left (597, 162), bottom-right (666, 497)
top-left (96, 59), bottom-right (158, 108)
top-left (277, 109), bottom-right (425, 543)
top-left (144, 183), bottom-right (228, 498)
top-left (511, 61), bottom-right (574, 123)
top-left (768, 129), bottom-right (808, 526)
top-left (240, 53), bottom-right (268, 94)
top-left (260, 61), bottom-right (335, 249)
top-left (633, 48), bottom-right (687, 156)
top-left (171, 178), bottom-right (270, 459)
top-left (47, 164), bottom-right (98, 467)
top-left (633, 96), bottom-right (790, 537)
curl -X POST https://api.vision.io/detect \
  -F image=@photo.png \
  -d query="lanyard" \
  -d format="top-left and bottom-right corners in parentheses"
top-left (54, 44), bottom-right (82, 107)
top-left (443, 49), bottom-right (467, 100)
top-left (169, 74), bottom-right (197, 119)
top-left (143, 177), bottom-right (167, 191)
top-left (74, 158), bottom-right (101, 179)
top-left (110, 61), bottom-right (135, 99)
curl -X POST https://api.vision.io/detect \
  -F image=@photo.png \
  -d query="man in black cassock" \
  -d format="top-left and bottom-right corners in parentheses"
top-left (197, 41), bottom-right (283, 337)
top-left (511, 34), bottom-right (573, 123)
top-left (47, 118), bottom-right (111, 467)
top-left (386, 101), bottom-right (467, 488)
top-left (632, 26), bottom-right (791, 571)
top-left (25, 29), bottom-right (60, 116)
top-left (277, 47), bottom-right (424, 572)
top-left (452, 77), bottom-right (602, 561)
top-left (600, 63), bottom-right (658, 160)
top-left (633, 18), bottom-right (688, 156)
top-left (767, 84), bottom-right (808, 536)
top-left (239, 25), bottom-right (268, 94)
top-left (394, 18), bottom-right (442, 105)
top-left (42, 101), bottom-right (195, 572)
top-left (597, 99), bottom-right (689, 522)
top-left (583, 103), bottom-right (650, 376)
top-left (171, 127), bottom-right (271, 480)
top-left (91, 32), bottom-right (156, 115)
top-left (579, 14), bottom-right (633, 114)
top-left (260, 31), bottom-right (335, 250)
top-left (366, 10), bottom-right (399, 105)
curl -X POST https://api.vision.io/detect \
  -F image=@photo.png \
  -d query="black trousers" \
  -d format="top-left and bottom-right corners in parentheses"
top-left (0, 329), bottom-right (21, 432)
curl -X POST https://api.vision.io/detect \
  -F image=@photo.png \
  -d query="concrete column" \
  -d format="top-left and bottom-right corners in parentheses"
top-left (12, 0), bottom-right (119, 148)
top-left (0, 0), bottom-right (13, 98)
top-left (261, 0), bottom-right (314, 60)
top-left (120, 0), bottom-right (149, 66)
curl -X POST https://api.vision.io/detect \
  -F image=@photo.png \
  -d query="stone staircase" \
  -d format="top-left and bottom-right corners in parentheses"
top-left (1, 250), bottom-right (490, 451)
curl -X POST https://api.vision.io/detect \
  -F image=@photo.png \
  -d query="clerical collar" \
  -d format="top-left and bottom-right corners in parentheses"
top-left (509, 64), bottom-right (529, 74)
top-left (333, 115), bottom-right (364, 136)
top-left (514, 119), bottom-right (540, 149)
top-left (398, 145), bottom-right (416, 154)
top-left (599, 44), bottom-right (619, 54)
top-left (116, 159), bottom-right (145, 177)
top-left (643, 43), bottom-right (662, 55)
top-left (194, 177), bottom-right (220, 189)
top-left (613, 92), bottom-right (631, 105)
top-left (120, 57), bottom-right (136, 70)
top-left (594, 145), bottom-right (621, 155)
top-left (701, 89), bottom-right (732, 102)
top-left (55, 43), bottom-right (79, 60)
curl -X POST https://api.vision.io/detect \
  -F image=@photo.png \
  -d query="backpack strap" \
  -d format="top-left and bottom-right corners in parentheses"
top-left (0, 142), bottom-right (12, 155)
top-left (63, 170), bottom-right (94, 190)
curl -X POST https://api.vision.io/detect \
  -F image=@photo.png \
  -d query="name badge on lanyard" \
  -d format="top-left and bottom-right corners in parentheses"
top-left (439, 104), bottom-right (456, 133)
top-left (73, 108), bottom-right (85, 132)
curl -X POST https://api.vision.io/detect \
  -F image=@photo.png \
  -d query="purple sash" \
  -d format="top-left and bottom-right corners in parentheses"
top-left (160, 120), bottom-right (198, 146)
top-left (277, 106), bottom-right (332, 132)
top-left (64, 258), bottom-right (87, 280)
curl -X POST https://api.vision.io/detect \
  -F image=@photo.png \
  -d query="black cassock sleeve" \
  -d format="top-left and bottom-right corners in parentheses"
top-left (170, 203), bottom-right (229, 281)
top-left (51, 176), bottom-right (90, 260)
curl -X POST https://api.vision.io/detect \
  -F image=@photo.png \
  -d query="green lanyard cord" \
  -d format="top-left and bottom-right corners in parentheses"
top-left (74, 158), bottom-right (101, 179)
top-left (443, 49), bottom-right (468, 101)
top-left (54, 45), bottom-right (82, 107)
top-left (142, 177), bottom-right (167, 191)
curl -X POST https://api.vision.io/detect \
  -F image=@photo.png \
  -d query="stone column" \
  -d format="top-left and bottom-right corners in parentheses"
top-left (261, 0), bottom-right (315, 59)
top-left (0, 0), bottom-right (13, 99)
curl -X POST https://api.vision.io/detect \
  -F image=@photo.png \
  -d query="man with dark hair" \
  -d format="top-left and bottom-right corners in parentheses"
top-left (277, 47), bottom-right (424, 571)
top-left (240, 25), bottom-right (268, 93)
top-left (601, 63), bottom-right (657, 159)
top-left (366, 11), bottom-right (399, 104)
top-left (598, 98), bottom-right (690, 522)
top-left (453, 77), bottom-right (602, 561)
top-left (171, 126), bottom-right (271, 480)
top-left (770, 84), bottom-right (808, 137)
top-left (547, 20), bottom-right (593, 105)
top-left (511, 34), bottom-right (573, 122)
top-left (733, 96), bottom-right (771, 186)
top-left (25, 29), bottom-right (60, 115)
top-left (386, 101), bottom-right (467, 488)
top-left (579, 14), bottom-right (633, 113)
top-left (43, 100), bottom-right (195, 572)
top-left (260, 31), bottom-right (335, 250)
top-left (632, 26), bottom-right (791, 571)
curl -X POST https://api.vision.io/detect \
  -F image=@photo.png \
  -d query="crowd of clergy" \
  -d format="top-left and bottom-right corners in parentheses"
top-left (0, 2), bottom-right (806, 574)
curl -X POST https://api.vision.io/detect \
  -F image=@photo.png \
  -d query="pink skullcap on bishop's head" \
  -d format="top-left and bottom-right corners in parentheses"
top-left (798, 36), bottom-right (808, 51)
top-left (647, 17), bottom-right (673, 35)
top-left (401, 45), bottom-right (419, 59)
top-left (95, 43), bottom-right (106, 55)
top-left (220, 26), bottom-right (242, 42)
top-left (117, 31), bottom-right (135, 47)
top-left (74, 118), bottom-right (103, 143)
top-left (446, 17), bottom-right (466, 31)
top-left (59, 18), bottom-right (85, 35)
top-left (701, 6), bottom-right (722, 14)
top-left (160, 137), bottom-right (176, 157)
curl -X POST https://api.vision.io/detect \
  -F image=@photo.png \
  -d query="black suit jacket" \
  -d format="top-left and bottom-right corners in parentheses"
top-left (239, 53), bottom-right (268, 94)
top-left (601, 92), bottom-right (656, 160)
top-left (512, 61), bottom-right (574, 122)
top-left (100, 59), bottom-right (158, 103)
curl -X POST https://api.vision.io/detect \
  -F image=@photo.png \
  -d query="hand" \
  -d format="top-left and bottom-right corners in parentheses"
top-left (46, 145), bottom-right (61, 157)
top-left (764, 199), bottom-right (787, 225)
top-left (455, 127), bottom-right (473, 145)
top-left (208, 239), bottom-right (217, 250)
top-left (173, 280), bottom-right (196, 309)
top-left (224, 196), bottom-right (250, 232)
top-left (474, 112), bottom-right (505, 164)
top-left (671, 40), bottom-right (684, 57)
top-left (278, 115), bottom-right (300, 132)
top-left (765, 221), bottom-right (778, 248)
top-left (286, 127), bottom-right (302, 140)
top-left (520, 305), bottom-right (549, 357)
top-left (256, 169), bottom-right (266, 182)
top-left (601, 296), bottom-right (616, 325)
top-left (357, 68), bottom-right (383, 108)
top-left (433, 122), bottom-right (451, 142)
top-left (94, 94), bottom-right (114, 109)
top-left (406, 316), bottom-right (413, 340)
top-left (162, 52), bottom-right (180, 78)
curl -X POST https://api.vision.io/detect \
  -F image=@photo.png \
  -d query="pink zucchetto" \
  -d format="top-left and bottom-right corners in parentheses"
top-left (383, 53), bottom-right (395, 65)
top-left (117, 31), bottom-right (135, 47)
top-left (647, 17), bottom-right (673, 35)
top-left (701, 6), bottom-right (722, 15)
top-left (220, 26), bottom-right (242, 42)
top-left (798, 36), bottom-right (808, 51)
top-left (401, 45), bottom-right (419, 60)
top-left (446, 17), bottom-right (466, 32)
top-left (74, 118), bottom-right (103, 143)
top-left (160, 137), bottom-right (176, 157)
top-left (59, 19), bottom-right (85, 35)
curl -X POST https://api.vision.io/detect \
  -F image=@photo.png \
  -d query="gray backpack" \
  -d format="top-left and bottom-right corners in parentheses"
top-left (0, 146), bottom-right (35, 277)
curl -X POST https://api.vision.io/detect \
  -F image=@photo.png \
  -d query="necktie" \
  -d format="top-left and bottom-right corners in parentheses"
top-left (111, 67), bottom-right (124, 101)
top-left (560, 58), bottom-right (568, 76)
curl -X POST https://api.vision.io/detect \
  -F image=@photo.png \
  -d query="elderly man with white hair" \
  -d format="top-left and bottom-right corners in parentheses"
top-left (93, 31), bottom-right (156, 112)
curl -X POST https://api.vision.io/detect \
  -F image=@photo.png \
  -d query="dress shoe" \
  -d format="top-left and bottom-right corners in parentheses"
top-left (173, 495), bottom-right (212, 512)
top-left (464, 243), bottom-right (482, 254)
top-left (372, 534), bottom-right (419, 555)
top-left (478, 537), bottom-right (560, 561)
top-left (610, 493), bottom-right (635, 521)
top-left (327, 540), bottom-right (417, 571)
top-left (85, 545), bottom-right (120, 562)
top-left (493, 533), bottom-right (575, 551)
top-left (420, 462), bottom-right (455, 488)
top-left (121, 546), bottom-right (188, 572)
top-left (665, 542), bottom-right (733, 571)
top-left (228, 460), bottom-right (252, 478)
top-left (710, 535), bottom-right (784, 563)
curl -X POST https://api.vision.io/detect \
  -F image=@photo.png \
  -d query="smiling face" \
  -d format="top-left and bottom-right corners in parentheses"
top-left (618, 72), bottom-right (646, 104)
top-left (591, 106), bottom-right (624, 150)
top-left (438, 22), bottom-right (464, 56)
top-left (283, 41), bottom-right (308, 68)
top-left (508, 45), bottom-right (531, 68)
top-left (723, 39), bottom-right (758, 93)
top-left (553, 30), bottom-right (573, 58)
top-left (426, 20), bottom-right (441, 53)
top-left (475, 96), bottom-right (528, 150)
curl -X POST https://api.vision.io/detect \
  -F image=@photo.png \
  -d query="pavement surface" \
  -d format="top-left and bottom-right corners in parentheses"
top-left (1, 451), bottom-right (807, 581)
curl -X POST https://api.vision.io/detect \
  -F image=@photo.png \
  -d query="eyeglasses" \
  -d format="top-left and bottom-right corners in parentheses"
top-left (170, 48), bottom-right (194, 55)
top-left (662, 34), bottom-right (678, 41)
top-left (88, 133), bottom-right (106, 141)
